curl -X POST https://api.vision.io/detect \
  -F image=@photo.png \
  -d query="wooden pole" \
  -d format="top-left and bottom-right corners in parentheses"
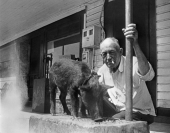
top-left (125, 0), bottom-right (133, 121)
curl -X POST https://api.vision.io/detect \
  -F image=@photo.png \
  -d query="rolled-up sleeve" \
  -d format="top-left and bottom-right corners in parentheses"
top-left (136, 62), bottom-right (155, 81)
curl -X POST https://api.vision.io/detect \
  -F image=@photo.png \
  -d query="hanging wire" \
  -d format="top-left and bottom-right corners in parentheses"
top-left (99, 0), bottom-right (106, 39)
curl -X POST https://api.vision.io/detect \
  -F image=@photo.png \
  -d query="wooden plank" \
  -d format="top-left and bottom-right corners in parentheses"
top-left (156, 0), bottom-right (170, 6)
top-left (157, 12), bottom-right (170, 21)
top-left (87, 16), bottom-right (104, 24)
top-left (157, 36), bottom-right (170, 44)
top-left (157, 44), bottom-right (170, 52)
top-left (157, 20), bottom-right (170, 29)
top-left (157, 92), bottom-right (170, 100)
top-left (86, 12), bottom-right (103, 22)
top-left (157, 99), bottom-right (170, 108)
top-left (87, 5), bottom-right (103, 17)
top-left (87, 0), bottom-right (104, 11)
top-left (157, 28), bottom-right (170, 37)
top-left (157, 84), bottom-right (170, 91)
top-left (157, 43), bottom-right (170, 52)
top-left (86, 19), bottom-right (103, 27)
top-left (157, 76), bottom-right (170, 84)
top-left (157, 60), bottom-right (170, 67)
top-left (86, 0), bottom-right (99, 4)
top-left (158, 68), bottom-right (170, 75)
top-left (157, 4), bottom-right (170, 14)
top-left (157, 52), bottom-right (170, 59)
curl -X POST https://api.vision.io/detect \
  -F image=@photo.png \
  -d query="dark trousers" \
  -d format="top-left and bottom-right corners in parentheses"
top-left (103, 92), bottom-right (154, 125)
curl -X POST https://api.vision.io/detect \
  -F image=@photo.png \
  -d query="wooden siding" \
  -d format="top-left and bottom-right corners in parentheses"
top-left (156, 0), bottom-right (170, 108)
top-left (0, 44), bottom-right (16, 78)
top-left (94, 49), bottom-right (103, 71)
top-left (86, 0), bottom-right (104, 27)
top-left (85, 0), bottom-right (104, 72)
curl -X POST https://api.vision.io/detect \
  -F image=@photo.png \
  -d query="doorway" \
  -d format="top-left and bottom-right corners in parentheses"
top-left (27, 11), bottom-right (84, 112)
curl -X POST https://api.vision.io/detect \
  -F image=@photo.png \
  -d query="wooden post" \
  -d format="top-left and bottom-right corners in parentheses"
top-left (125, 0), bottom-right (133, 121)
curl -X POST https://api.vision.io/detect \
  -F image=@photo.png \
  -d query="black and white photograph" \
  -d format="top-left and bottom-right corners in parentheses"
top-left (0, 0), bottom-right (170, 133)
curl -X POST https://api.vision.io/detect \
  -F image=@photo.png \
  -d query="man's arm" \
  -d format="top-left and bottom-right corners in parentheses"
top-left (133, 40), bottom-right (150, 75)
top-left (123, 24), bottom-right (150, 75)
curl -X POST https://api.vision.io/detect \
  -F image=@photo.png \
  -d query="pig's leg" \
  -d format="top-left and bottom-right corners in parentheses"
top-left (94, 97), bottom-right (104, 122)
top-left (49, 80), bottom-right (57, 116)
top-left (79, 97), bottom-right (87, 118)
top-left (70, 87), bottom-right (79, 117)
top-left (59, 89), bottom-right (71, 115)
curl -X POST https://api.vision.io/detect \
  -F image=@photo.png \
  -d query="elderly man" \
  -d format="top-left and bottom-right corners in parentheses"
top-left (98, 24), bottom-right (155, 124)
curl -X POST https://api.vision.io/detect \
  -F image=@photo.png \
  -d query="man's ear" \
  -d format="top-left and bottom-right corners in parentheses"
top-left (120, 48), bottom-right (123, 55)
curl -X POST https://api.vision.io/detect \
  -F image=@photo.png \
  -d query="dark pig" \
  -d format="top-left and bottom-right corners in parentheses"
top-left (79, 80), bottom-right (112, 121)
top-left (49, 59), bottom-right (110, 121)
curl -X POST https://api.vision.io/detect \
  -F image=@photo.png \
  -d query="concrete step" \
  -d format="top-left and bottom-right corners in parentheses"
top-left (150, 122), bottom-right (170, 133)
top-left (29, 114), bottom-right (149, 133)
top-left (1, 109), bottom-right (170, 133)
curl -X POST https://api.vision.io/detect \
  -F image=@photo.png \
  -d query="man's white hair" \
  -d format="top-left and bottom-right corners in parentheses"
top-left (100, 37), bottom-right (120, 50)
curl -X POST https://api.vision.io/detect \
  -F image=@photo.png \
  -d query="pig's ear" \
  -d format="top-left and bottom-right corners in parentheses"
top-left (91, 70), bottom-right (97, 75)
top-left (79, 85), bottom-right (90, 91)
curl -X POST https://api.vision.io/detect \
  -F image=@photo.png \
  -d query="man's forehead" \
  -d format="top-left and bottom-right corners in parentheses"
top-left (100, 39), bottom-right (119, 52)
top-left (101, 46), bottom-right (117, 53)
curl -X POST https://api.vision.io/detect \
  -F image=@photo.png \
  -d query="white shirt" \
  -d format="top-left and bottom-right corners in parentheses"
top-left (97, 56), bottom-right (156, 116)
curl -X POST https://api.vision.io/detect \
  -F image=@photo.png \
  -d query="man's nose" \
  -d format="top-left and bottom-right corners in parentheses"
top-left (106, 53), bottom-right (111, 59)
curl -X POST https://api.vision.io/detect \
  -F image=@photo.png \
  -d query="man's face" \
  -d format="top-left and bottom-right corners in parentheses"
top-left (100, 39), bottom-right (122, 71)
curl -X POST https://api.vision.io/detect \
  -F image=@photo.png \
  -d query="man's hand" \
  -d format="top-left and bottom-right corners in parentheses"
top-left (122, 23), bottom-right (138, 43)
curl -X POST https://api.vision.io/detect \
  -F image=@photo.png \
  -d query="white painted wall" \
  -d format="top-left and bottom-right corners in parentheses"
top-left (156, 0), bottom-right (170, 108)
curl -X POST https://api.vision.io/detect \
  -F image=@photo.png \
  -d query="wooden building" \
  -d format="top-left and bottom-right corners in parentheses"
top-left (0, 0), bottom-right (170, 123)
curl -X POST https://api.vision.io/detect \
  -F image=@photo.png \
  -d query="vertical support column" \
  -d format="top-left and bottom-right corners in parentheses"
top-left (125, 0), bottom-right (133, 121)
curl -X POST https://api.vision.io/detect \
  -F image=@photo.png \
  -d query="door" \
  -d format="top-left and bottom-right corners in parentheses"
top-left (28, 33), bottom-right (45, 101)
top-left (104, 0), bottom-right (157, 114)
